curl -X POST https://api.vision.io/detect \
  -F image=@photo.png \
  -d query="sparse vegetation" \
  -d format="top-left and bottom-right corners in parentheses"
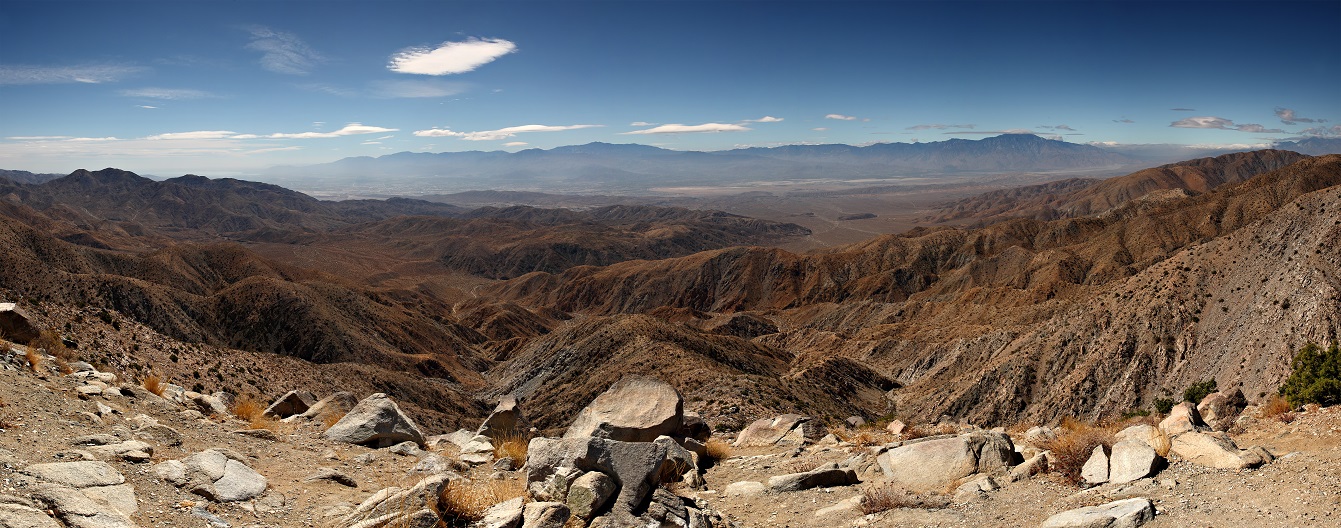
top-left (229, 395), bottom-right (265, 422)
top-left (432, 478), bottom-right (525, 528)
top-left (780, 454), bottom-right (825, 474)
top-left (491, 432), bottom-right (530, 464)
top-left (1260, 394), bottom-right (1295, 422)
top-left (24, 346), bottom-right (42, 372)
top-left (1153, 397), bottom-right (1176, 414)
top-left (1278, 341), bottom-right (1341, 407)
top-left (859, 483), bottom-right (949, 514)
top-left (704, 438), bottom-right (732, 462)
top-left (143, 374), bottom-right (166, 397)
top-left (1183, 378), bottom-right (1218, 404)
top-left (1040, 418), bottom-right (1117, 485)
top-left (29, 329), bottom-right (71, 362)
top-left (322, 412), bottom-right (347, 431)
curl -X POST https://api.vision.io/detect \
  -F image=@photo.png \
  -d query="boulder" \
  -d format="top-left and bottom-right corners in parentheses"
top-left (0, 303), bottom-right (39, 343)
top-left (522, 502), bottom-right (570, 528)
top-left (886, 420), bottom-right (906, 435)
top-left (0, 502), bottom-right (62, 528)
top-left (1008, 451), bottom-right (1050, 482)
top-left (21, 461), bottom-right (137, 528)
top-left (767, 463), bottom-right (859, 492)
top-left (678, 412), bottom-right (711, 442)
top-left (1169, 431), bottom-right (1269, 469)
top-left (323, 393), bottom-right (425, 448)
top-left (845, 416), bottom-right (866, 428)
top-left (1041, 497), bottom-right (1156, 528)
top-left (1109, 437), bottom-right (1161, 484)
top-left (953, 474), bottom-right (999, 502)
top-left (723, 481), bottom-right (767, 497)
top-left (1114, 424), bottom-right (1170, 456)
top-left (262, 390), bottom-right (316, 419)
top-left (1081, 445), bottom-right (1109, 485)
top-left (876, 431), bottom-right (1017, 493)
top-left (23, 461), bottom-right (124, 488)
top-left (460, 435), bottom-right (495, 465)
top-left (293, 391), bottom-right (358, 421)
top-left (734, 414), bottom-right (826, 447)
top-left (1158, 402), bottom-right (1208, 437)
top-left (564, 377), bottom-right (683, 443)
top-left (134, 424), bottom-right (183, 447)
top-left (1197, 389), bottom-right (1248, 431)
top-left (1023, 426), bottom-right (1057, 446)
top-left (524, 435), bottom-right (693, 518)
top-left (566, 471), bottom-right (616, 520)
top-left (476, 497), bottom-right (524, 528)
top-left (304, 467), bottom-right (358, 488)
top-left (156, 449), bottom-right (267, 502)
top-left (478, 395), bottom-right (530, 440)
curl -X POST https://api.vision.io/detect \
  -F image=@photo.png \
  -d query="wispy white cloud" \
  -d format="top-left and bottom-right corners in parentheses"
top-left (1170, 116), bottom-right (1284, 133)
top-left (389, 38), bottom-right (517, 75)
top-left (906, 123), bottom-right (974, 130)
top-left (245, 25), bottom-right (323, 75)
top-left (503, 141), bottom-right (528, 147)
top-left (414, 124), bottom-right (601, 141)
top-left (623, 123), bottom-right (751, 135)
top-left (369, 79), bottom-right (470, 98)
top-left (630, 121), bottom-right (656, 127)
top-left (1274, 107), bottom-right (1325, 125)
top-left (743, 116), bottom-right (783, 123)
top-left (119, 87), bottom-right (217, 100)
top-left (1038, 124), bottom-right (1075, 131)
top-left (137, 105), bottom-right (157, 109)
top-left (147, 130), bottom-right (237, 140)
top-left (812, 127), bottom-right (828, 132)
top-left (66, 137), bottom-right (120, 142)
top-left (1292, 124), bottom-right (1341, 138)
top-left (5, 136), bottom-right (73, 140)
top-left (268, 123), bottom-right (398, 139)
top-left (245, 146), bottom-right (302, 155)
top-left (825, 114), bottom-right (858, 121)
top-left (375, 135), bottom-right (394, 140)
top-left (298, 83), bottom-right (360, 97)
top-left (0, 63), bottom-right (146, 85)
top-left (1113, 118), bottom-right (1134, 123)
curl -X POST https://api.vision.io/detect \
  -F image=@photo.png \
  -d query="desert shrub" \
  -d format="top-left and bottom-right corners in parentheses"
top-left (859, 483), bottom-right (949, 514)
top-left (322, 412), bottom-right (346, 431)
top-left (491, 432), bottom-right (530, 464)
top-left (24, 347), bottom-right (41, 372)
top-left (1279, 342), bottom-right (1341, 407)
top-left (1040, 419), bottom-right (1116, 485)
top-left (1183, 379), bottom-right (1218, 404)
top-left (1259, 394), bottom-right (1294, 421)
top-left (29, 329), bottom-right (70, 361)
top-left (142, 374), bottom-right (166, 397)
top-left (229, 395), bottom-right (265, 422)
top-left (432, 478), bottom-right (525, 528)
top-left (780, 455), bottom-right (824, 474)
top-left (655, 458), bottom-right (694, 488)
top-left (1152, 397), bottom-right (1175, 414)
top-left (704, 438), bottom-right (732, 462)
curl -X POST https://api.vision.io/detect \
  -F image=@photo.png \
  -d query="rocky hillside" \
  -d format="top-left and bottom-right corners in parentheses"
top-left (930, 149), bottom-right (1310, 223)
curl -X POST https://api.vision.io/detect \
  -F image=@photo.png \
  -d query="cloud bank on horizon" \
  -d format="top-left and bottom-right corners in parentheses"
top-left (0, 0), bottom-right (1336, 174)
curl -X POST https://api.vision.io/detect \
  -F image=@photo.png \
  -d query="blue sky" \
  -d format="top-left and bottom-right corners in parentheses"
top-left (1, 0), bottom-right (1338, 175)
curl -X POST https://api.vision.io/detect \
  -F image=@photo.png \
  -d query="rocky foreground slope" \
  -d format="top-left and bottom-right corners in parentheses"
top-left (0, 347), bottom-right (1336, 528)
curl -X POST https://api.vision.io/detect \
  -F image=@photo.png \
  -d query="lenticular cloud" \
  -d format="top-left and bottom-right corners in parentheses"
top-left (388, 38), bottom-right (517, 75)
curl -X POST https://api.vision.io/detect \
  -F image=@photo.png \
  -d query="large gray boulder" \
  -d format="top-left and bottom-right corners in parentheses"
top-left (524, 435), bottom-right (693, 519)
top-left (1041, 497), bottom-right (1156, 528)
top-left (155, 449), bottom-right (267, 502)
top-left (323, 393), bottom-right (425, 448)
top-left (522, 502), bottom-right (570, 528)
top-left (1081, 445), bottom-right (1109, 486)
top-left (292, 391), bottom-right (359, 421)
top-left (1114, 424), bottom-right (1170, 456)
top-left (1109, 437), bottom-right (1162, 484)
top-left (566, 471), bottom-right (616, 521)
top-left (0, 303), bottom-right (39, 343)
top-left (262, 390), bottom-right (316, 419)
top-left (733, 414), bottom-right (827, 447)
top-left (876, 431), bottom-right (1018, 492)
top-left (478, 395), bottom-right (530, 440)
top-left (1158, 402), bottom-right (1208, 437)
top-left (21, 461), bottom-right (137, 528)
top-left (1169, 431), bottom-right (1270, 469)
top-left (564, 377), bottom-right (683, 442)
top-left (766, 463), bottom-right (859, 492)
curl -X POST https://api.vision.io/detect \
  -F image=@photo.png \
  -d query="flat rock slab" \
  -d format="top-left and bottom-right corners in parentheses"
top-left (564, 376), bottom-right (683, 443)
top-left (23, 461), bottom-right (125, 488)
top-left (0, 502), bottom-right (62, 528)
top-left (1041, 497), bottom-right (1156, 528)
top-left (767, 464), bottom-right (859, 492)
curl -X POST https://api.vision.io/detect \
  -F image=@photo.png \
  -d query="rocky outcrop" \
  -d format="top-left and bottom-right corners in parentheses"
top-left (22, 461), bottom-right (138, 528)
top-left (155, 449), bottom-right (267, 502)
top-left (0, 303), bottom-right (39, 344)
top-left (876, 432), bottom-right (1018, 492)
top-left (523, 435), bottom-right (693, 521)
top-left (734, 414), bottom-right (828, 447)
top-left (1169, 432), bottom-right (1272, 469)
top-left (1041, 497), bottom-right (1156, 528)
top-left (1197, 390), bottom-right (1248, 431)
top-left (323, 393), bottom-right (426, 448)
top-left (263, 390), bottom-right (315, 418)
top-left (564, 377), bottom-right (683, 443)
top-left (767, 463), bottom-right (859, 492)
top-left (478, 394), bottom-right (530, 440)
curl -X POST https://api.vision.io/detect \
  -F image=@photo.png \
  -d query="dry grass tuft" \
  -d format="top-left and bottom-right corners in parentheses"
top-left (432, 478), bottom-right (525, 527)
top-left (29, 329), bottom-right (71, 362)
top-left (860, 483), bottom-right (950, 514)
top-left (492, 432), bottom-right (530, 464)
top-left (780, 454), bottom-right (825, 474)
top-left (704, 438), bottom-right (732, 462)
top-left (24, 347), bottom-right (42, 372)
top-left (1040, 419), bottom-right (1117, 485)
top-left (1260, 394), bottom-right (1294, 422)
top-left (143, 374), bottom-right (166, 397)
top-left (229, 395), bottom-right (265, 422)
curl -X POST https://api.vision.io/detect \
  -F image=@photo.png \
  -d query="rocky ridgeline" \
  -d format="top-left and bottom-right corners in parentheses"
top-left (0, 340), bottom-right (1304, 527)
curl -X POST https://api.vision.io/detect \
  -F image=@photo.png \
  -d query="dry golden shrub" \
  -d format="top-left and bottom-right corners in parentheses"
top-left (492, 432), bottom-right (530, 464)
top-left (781, 454), bottom-right (825, 474)
top-left (29, 329), bottom-right (71, 361)
top-left (323, 412), bottom-right (347, 431)
top-left (1040, 419), bottom-right (1118, 485)
top-left (142, 374), bottom-right (166, 397)
top-left (230, 395), bottom-right (265, 422)
top-left (704, 438), bottom-right (732, 462)
top-left (24, 347), bottom-right (41, 372)
top-left (432, 478), bottom-right (525, 527)
top-left (1260, 394), bottom-right (1294, 421)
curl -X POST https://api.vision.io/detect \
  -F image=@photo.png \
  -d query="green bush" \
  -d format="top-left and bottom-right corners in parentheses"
top-left (1182, 379), bottom-right (1218, 404)
top-left (1279, 342), bottom-right (1341, 407)
top-left (1152, 398), bottom-right (1175, 414)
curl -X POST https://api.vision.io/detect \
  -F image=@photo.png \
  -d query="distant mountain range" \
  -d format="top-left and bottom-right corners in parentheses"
top-left (263, 134), bottom-right (1143, 194)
